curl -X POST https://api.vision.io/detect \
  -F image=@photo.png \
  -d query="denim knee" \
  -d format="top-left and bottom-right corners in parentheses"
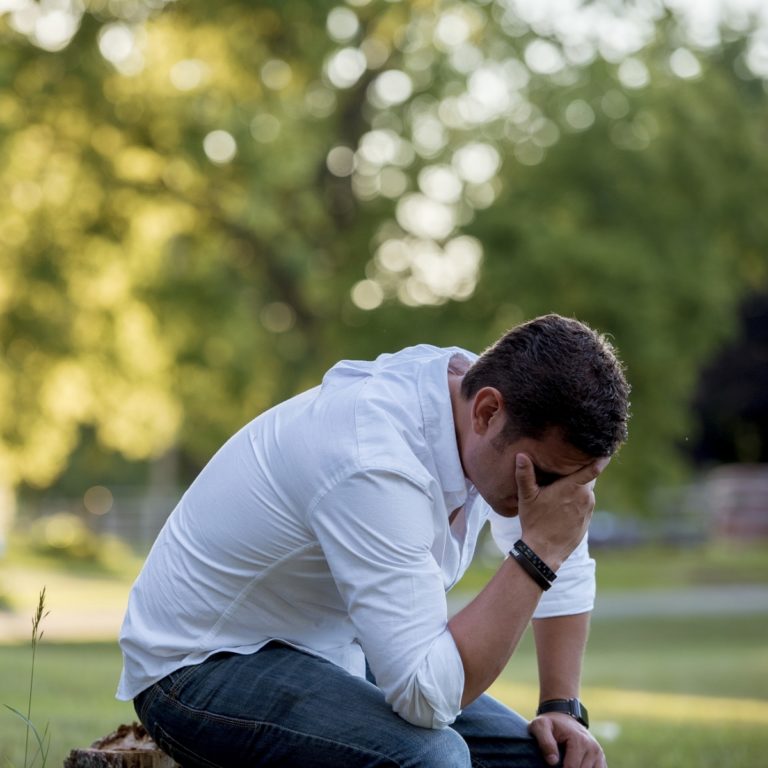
top-left (414, 727), bottom-right (471, 768)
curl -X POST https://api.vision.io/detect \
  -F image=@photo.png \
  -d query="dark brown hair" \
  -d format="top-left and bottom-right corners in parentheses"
top-left (461, 314), bottom-right (630, 457)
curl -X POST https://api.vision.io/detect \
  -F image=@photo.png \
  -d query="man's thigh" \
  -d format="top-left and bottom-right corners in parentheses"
top-left (135, 643), bottom-right (469, 768)
top-left (453, 694), bottom-right (555, 768)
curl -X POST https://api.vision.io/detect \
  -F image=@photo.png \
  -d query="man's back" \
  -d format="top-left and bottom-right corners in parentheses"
top-left (118, 344), bottom-right (481, 727)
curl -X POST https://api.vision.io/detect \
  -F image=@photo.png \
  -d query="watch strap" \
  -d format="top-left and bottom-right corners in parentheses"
top-left (536, 698), bottom-right (590, 728)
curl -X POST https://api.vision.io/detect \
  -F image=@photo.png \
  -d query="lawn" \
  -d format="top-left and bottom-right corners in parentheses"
top-left (492, 612), bottom-right (768, 767)
top-left (2, 613), bottom-right (767, 767)
top-left (1, 541), bottom-right (768, 767)
top-left (0, 642), bottom-right (135, 767)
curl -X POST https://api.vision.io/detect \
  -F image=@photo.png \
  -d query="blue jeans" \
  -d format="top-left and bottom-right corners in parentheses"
top-left (134, 643), bottom-right (556, 767)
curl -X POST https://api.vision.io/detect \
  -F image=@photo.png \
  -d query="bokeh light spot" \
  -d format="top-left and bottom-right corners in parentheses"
top-left (327, 47), bottom-right (367, 89)
top-left (327, 7), bottom-right (360, 42)
top-left (250, 114), bottom-right (281, 143)
top-left (260, 302), bottom-right (296, 333)
top-left (564, 99), bottom-right (595, 131)
top-left (369, 70), bottom-right (413, 107)
top-left (618, 57), bottom-right (650, 89)
top-left (261, 59), bottom-right (293, 90)
top-left (351, 279), bottom-right (384, 310)
top-left (524, 40), bottom-right (565, 75)
top-left (203, 130), bottom-right (237, 164)
top-left (84, 485), bottom-right (114, 516)
top-left (452, 142), bottom-right (500, 185)
top-left (418, 165), bottom-right (463, 204)
top-left (327, 145), bottom-right (356, 177)
top-left (670, 48), bottom-right (702, 79)
top-left (170, 59), bottom-right (209, 91)
top-left (396, 194), bottom-right (455, 240)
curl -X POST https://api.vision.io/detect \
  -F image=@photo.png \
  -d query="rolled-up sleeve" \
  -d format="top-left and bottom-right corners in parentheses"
top-left (309, 469), bottom-right (464, 729)
top-left (489, 512), bottom-right (596, 618)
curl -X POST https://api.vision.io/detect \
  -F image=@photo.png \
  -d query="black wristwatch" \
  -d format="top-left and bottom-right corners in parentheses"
top-left (536, 698), bottom-right (590, 729)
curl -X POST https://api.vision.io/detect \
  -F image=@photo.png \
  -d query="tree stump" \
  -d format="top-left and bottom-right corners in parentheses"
top-left (63, 723), bottom-right (179, 768)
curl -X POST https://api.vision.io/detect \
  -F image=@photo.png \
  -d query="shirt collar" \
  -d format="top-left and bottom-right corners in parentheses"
top-left (418, 349), bottom-right (474, 504)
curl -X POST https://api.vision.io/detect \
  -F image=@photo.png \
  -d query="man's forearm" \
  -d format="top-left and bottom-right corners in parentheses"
top-left (448, 556), bottom-right (546, 707)
top-left (449, 450), bottom-right (604, 710)
top-left (532, 611), bottom-right (591, 702)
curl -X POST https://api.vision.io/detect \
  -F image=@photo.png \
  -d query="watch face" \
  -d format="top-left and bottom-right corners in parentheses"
top-left (571, 700), bottom-right (589, 728)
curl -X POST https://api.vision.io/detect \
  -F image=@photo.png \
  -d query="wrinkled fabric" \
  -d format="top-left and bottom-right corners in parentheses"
top-left (118, 344), bottom-right (595, 729)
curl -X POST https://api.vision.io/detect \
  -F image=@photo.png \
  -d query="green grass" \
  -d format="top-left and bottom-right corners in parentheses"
top-left (504, 613), bottom-right (768, 699)
top-left (1, 614), bottom-right (767, 767)
top-left (2, 540), bottom-right (767, 767)
top-left (593, 541), bottom-right (768, 591)
top-left (494, 613), bottom-right (768, 768)
top-left (600, 721), bottom-right (767, 768)
top-left (0, 642), bottom-right (135, 768)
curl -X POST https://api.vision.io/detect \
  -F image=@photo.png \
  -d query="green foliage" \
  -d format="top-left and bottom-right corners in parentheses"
top-left (21, 515), bottom-right (130, 566)
top-left (1, 1), bottom-right (766, 512)
top-left (6, 524), bottom-right (140, 577)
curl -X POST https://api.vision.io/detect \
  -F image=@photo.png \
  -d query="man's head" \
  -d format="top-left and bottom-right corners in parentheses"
top-left (461, 314), bottom-right (630, 459)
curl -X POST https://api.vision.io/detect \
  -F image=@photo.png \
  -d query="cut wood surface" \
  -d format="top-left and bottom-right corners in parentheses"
top-left (63, 723), bottom-right (179, 768)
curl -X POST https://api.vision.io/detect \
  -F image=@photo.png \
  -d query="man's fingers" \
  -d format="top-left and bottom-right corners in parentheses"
top-left (532, 714), bottom-right (607, 768)
top-left (569, 456), bottom-right (611, 486)
top-left (515, 453), bottom-right (539, 501)
top-left (528, 717), bottom-right (561, 766)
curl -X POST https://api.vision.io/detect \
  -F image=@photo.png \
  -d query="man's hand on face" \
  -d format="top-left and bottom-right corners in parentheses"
top-left (514, 453), bottom-right (610, 569)
top-left (529, 712), bottom-right (608, 768)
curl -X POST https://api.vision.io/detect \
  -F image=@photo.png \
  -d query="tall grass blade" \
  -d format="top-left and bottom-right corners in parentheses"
top-left (3, 707), bottom-right (49, 767)
top-left (23, 587), bottom-right (50, 768)
top-left (3, 587), bottom-right (50, 768)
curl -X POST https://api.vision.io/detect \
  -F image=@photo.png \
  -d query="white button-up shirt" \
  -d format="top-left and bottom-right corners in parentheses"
top-left (117, 345), bottom-right (595, 728)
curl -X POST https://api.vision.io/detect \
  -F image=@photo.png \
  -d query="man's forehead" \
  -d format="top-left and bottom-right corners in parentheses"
top-left (529, 433), bottom-right (593, 472)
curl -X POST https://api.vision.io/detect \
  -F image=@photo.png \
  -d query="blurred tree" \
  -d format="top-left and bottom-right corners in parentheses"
top-left (1, 0), bottom-right (767, 526)
top-left (462, 36), bottom-right (768, 506)
top-left (691, 293), bottom-right (768, 465)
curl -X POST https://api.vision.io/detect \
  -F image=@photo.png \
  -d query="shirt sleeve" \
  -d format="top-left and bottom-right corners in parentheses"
top-left (488, 511), bottom-right (596, 618)
top-left (309, 469), bottom-right (464, 729)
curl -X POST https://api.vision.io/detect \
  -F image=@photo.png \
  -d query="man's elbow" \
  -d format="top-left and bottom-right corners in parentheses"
top-left (386, 676), bottom-right (461, 730)
top-left (391, 696), bottom-right (457, 730)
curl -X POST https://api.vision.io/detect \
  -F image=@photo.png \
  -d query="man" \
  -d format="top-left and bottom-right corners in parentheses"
top-left (118, 313), bottom-right (630, 768)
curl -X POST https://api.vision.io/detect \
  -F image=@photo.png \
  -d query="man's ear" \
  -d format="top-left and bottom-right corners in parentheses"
top-left (471, 387), bottom-right (504, 435)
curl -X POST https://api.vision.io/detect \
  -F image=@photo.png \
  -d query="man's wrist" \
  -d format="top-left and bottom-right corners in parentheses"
top-left (537, 698), bottom-right (590, 729)
top-left (509, 539), bottom-right (559, 591)
top-left (518, 536), bottom-right (565, 571)
top-left (510, 547), bottom-right (552, 590)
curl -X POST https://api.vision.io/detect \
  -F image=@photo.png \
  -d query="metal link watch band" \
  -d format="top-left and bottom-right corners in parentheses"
top-left (536, 698), bottom-right (590, 729)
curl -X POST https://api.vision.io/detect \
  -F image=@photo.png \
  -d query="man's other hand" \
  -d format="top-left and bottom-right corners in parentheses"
top-left (529, 712), bottom-right (607, 768)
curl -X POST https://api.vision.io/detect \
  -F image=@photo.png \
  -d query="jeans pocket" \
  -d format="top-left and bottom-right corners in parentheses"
top-left (166, 663), bottom-right (204, 700)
